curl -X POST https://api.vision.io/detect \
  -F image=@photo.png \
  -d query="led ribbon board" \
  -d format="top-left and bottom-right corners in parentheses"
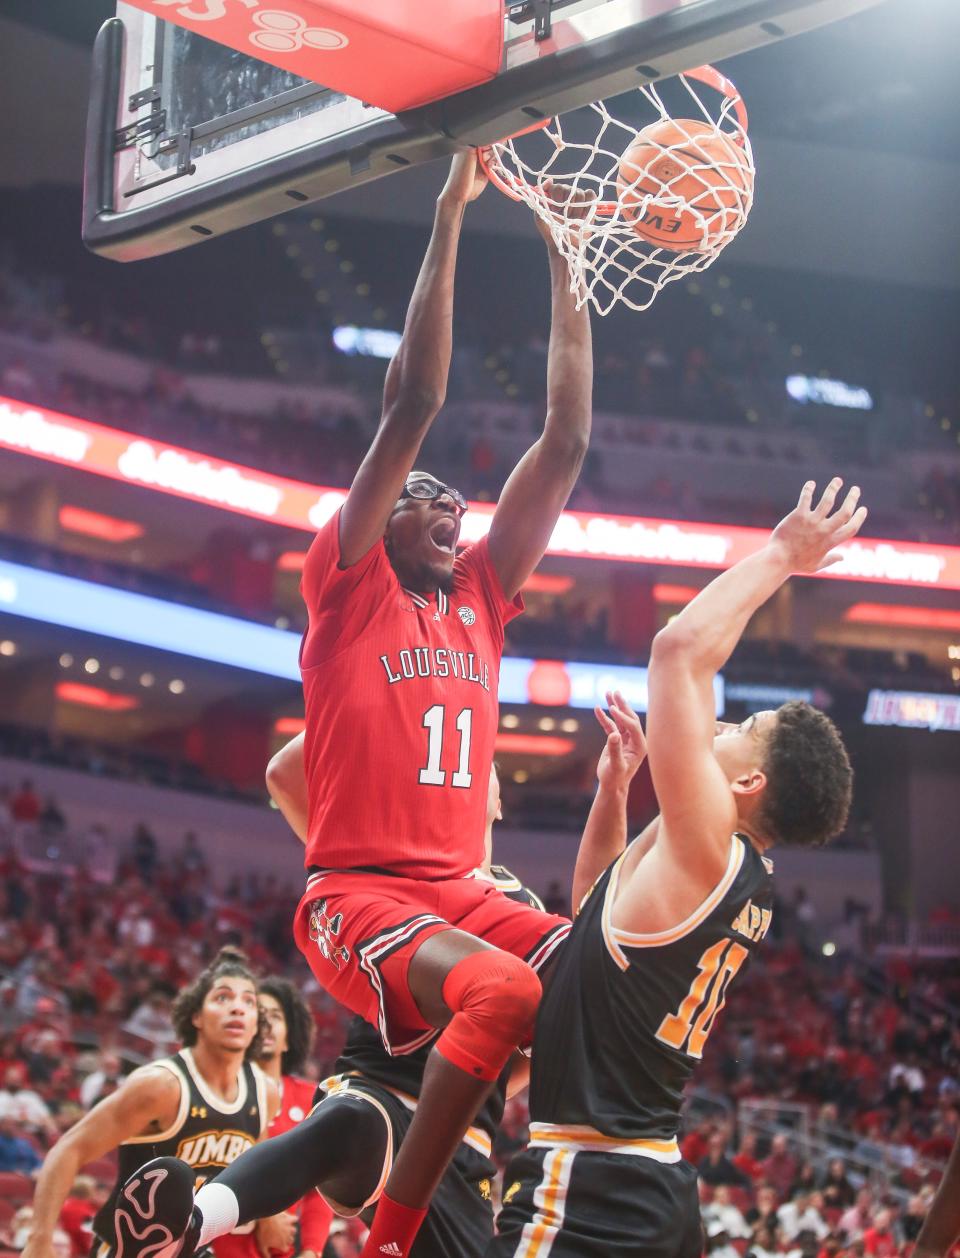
top-left (0, 558), bottom-right (727, 711)
top-left (499, 658), bottom-right (725, 716)
top-left (863, 690), bottom-right (960, 733)
top-left (3, 396), bottom-right (960, 589)
top-left (0, 559), bottom-right (302, 680)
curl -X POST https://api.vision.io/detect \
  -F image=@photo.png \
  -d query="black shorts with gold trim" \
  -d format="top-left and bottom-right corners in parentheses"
top-left (318, 1076), bottom-right (497, 1258)
top-left (488, 1135), bottom-right (701, 1258)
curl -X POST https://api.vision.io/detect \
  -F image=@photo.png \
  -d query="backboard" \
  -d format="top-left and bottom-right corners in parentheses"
top-left (84, 0), bottom-right (889, 261)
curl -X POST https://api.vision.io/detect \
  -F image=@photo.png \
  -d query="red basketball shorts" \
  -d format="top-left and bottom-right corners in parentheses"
top-left (293, 869), bottom-right (571, 1054)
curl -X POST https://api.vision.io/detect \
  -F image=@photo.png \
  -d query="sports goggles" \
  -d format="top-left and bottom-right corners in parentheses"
top-left (400, 478), bottom-right (468, 514)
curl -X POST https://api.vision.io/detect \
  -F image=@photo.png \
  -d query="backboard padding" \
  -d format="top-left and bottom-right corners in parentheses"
top-left (84, 0), bottom-right (890, 261)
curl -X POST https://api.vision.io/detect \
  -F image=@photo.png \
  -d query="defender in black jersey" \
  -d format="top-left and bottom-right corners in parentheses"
top-left (493, 478), bottom-right (866, 1258)
top-left (110, 863), bottom-right (552, 1258)
top-left (94, 1047), bottom-right (269, 1256)
top-left (21, 949), bottom-right (276, 1258)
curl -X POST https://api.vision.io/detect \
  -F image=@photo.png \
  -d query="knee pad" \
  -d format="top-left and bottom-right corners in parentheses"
top-left (435, 950), bottom-right (541, 1081)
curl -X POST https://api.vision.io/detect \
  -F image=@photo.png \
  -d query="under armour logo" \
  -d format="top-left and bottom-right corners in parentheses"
top-left (190, 1105), bottom-right (207, 1119)
top-left (308, 898), bottom-right (350, 970)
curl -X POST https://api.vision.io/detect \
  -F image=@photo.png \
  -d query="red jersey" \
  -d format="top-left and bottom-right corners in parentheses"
top-left (212, 1076), bottom-right (331, 1258)
top-left (300, 510), bottom-right (522, 879)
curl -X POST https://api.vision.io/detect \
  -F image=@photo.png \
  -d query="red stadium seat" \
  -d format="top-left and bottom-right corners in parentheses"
top-left (0, 1172), bottom-right (33, 1203)
top-left (82, 1154), bottom-right (118, 1183)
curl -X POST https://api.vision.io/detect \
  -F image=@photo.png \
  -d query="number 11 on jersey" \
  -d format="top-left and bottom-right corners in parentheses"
top-left (419, 705), bottom-right (473, 788)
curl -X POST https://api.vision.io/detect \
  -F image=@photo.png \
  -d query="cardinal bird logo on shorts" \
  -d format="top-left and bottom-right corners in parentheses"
top-left (308, 898), bottom-right (350, 971)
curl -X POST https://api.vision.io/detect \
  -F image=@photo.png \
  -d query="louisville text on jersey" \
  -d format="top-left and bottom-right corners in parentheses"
top-left (379, 647), bottom-right (491, 692)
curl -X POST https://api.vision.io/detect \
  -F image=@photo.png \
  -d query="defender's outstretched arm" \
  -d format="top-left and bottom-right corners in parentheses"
top-left (571, 692), bottom-right (646, 913)
top-left (646, 479), bottom-right (867, 873)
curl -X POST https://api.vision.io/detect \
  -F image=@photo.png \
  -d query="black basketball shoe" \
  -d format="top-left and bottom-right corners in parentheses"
top-left (114, 1157), bottom-right (200, 1258)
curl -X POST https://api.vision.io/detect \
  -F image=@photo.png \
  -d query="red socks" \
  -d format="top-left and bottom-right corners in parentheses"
top-left (359, 1193), bottom-right (428, 1258)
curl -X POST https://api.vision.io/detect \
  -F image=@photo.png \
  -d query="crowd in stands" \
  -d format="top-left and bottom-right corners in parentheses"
top-left (1, 252), bottom-right (958, 542)
top-left (0, 773), bottom-right (957, 1257)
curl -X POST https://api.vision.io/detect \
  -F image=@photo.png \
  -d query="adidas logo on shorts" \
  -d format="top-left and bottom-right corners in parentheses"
top-left (379, 1244), bottom-right (403, 1257)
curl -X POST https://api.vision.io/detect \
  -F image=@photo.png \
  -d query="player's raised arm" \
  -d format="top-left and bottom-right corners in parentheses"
top-left (486, 185), bottom-right (593, 600)
top-left (337, 152), bottom-right (486, 567)
top-left (645, 478), bottom-right (867, 875)
top-left (571, 692), bottom-right (646, 913)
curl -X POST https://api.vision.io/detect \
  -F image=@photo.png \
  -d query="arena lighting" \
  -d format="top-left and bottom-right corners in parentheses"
top-left (332, 326), bottom-right (403, 358)
top-left (522, 573), bottom-right (576, 594)
top-left (863, 689), bottom-right (960, 732)
top-left (58, 505), bottom-right (144, 543)
top-left (55, 681), bottom-right (140, 712)
top-left (0, 559), bottom-right (302, 681)
top-left (786, 375), bottom-right (874, 411)
top-left (499, 658), bottom-right (725, 716)
top-left (0, 556), bottom-right (725, 707)
top-left (3, 395), bottom-right (960, 590)
top-left (276, 551), bottom-right (307, 572)
top-left (653, 583), bottom-right (699, 604)
top-left (494, 733), bottom-right (576, 756)
top-left (844, 602), bottom-right (960, 632)
top-left (495, 734), bottom-right (571, 749)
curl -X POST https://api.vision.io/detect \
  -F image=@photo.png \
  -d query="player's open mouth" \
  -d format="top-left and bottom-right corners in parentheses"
top-left (427, 516), bottom-right (457, 554)
top-left (225, 1020), bottom-right (248, 1032)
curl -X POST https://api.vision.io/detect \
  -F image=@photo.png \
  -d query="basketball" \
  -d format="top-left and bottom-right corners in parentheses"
top-left (616, 118), bottom-right (754, 253)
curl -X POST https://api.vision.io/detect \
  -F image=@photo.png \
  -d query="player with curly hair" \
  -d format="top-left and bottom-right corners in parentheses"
top-left (210, 977), bottom-right (332, 1258)
top-left (22, 948), bottom-right (279, 1258)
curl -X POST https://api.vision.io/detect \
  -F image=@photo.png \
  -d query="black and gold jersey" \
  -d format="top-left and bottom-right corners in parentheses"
top-left (528, 834), bottom-right (773, 1143)
top-left (93, 1049), bottom-right (268, 1248)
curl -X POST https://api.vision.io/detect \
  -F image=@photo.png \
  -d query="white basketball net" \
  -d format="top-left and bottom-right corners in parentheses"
top-left (479, 66), bottom-right (754, 315)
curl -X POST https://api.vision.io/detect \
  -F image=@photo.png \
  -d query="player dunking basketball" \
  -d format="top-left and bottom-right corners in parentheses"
top-left (291, 150), bottom-right (589, 1258)
top-left (492, 478), bottom-right (868, 1258)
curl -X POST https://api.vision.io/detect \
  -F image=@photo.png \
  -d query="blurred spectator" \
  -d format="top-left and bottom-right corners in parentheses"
top-left (699, 1133), bottom-right (749, 1187)
top-left (0, 1063), bottom-right (55, 1134)
top-left (706, 1220), bottom-right (742, 1258)
top-left (11, 778), bottom-right (40, 823)
top-left (704, 1185), bottom-right (752, 1239)
top-left (59, 1176), bottom-right (99, 1258)
top-left (121, 990), bottom-right (175, 1052)
top-left (747, 1224), bottom-right (781, 1258)
top-left (0, 1113), bottom-right (42, 1172)
top-left (131, 822), bottom-right (158, 879)
top-left (763, 1134), bottom-right (799, 1198)
top-left (777, 1191), bottom-right (829, 1243)
top-left (734, 1130), bottom-right (765, 1182)
top-left (862, 1208), bottom-right (898, 1257)
top-left (840, 1189), bottom-right (877, 1242)
top-left (39, 796), bottom-right (66, 837)
top-left (819, 1158), bottom-right (856, 1210)
top-left (78, 1050), bottom-right (125, 1109)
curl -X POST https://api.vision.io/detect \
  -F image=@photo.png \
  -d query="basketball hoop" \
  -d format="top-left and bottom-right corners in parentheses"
top-left (478, 66), bottom-right (755, 315)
